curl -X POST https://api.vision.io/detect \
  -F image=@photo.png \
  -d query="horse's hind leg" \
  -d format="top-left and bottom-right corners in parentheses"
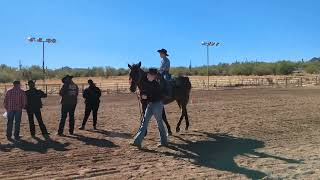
top-left (176, 114), bottom-right (184, 133)
top-left (162, 108), bottom-right (172, 135)
top-left (183, 106), bottom-right (189, 131)
top-left (176, 101), bottom-right (184, 133)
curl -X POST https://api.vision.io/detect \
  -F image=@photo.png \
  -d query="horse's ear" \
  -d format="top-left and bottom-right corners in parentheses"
top-left (138, 61), bottom-right (141, 67)
top-left (128, 64), bottom-right (132, 69)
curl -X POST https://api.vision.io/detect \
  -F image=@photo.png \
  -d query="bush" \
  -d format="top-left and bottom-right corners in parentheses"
top-left (1, 58), bottom-right (320, 81)
top-left (304, 61), bottom-right (320, 74)
top-left (0, 72), bottom-right (15, 83)
top-left (275, 61), bottom-right (296, 75)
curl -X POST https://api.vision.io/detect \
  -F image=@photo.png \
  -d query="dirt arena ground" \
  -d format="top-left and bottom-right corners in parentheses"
top-left (0, 88), bottom-right (320, 179)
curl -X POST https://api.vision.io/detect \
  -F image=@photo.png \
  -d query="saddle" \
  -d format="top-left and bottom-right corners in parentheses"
top-left (157, 73), bottom-right (178, 99)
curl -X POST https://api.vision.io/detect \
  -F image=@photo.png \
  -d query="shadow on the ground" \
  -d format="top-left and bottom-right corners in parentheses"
top-left (66, 134), bottom-right (119, 148)
top-left (143, 131), bottom-right (302, 179)
top-left (0, 137), bottom-right (70, 153)
top-left (89, 129), bottom-right (132, 139)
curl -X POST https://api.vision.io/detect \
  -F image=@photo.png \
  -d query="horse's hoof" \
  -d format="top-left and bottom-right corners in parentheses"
top-left (176, 127), bottom-right (180, 133)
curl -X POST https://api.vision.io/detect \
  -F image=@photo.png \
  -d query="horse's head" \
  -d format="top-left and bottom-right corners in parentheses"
top-left (128, 61), bottom-right (143, 93)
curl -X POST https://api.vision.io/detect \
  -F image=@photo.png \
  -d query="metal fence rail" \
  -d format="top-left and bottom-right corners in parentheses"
top-left (0, 76), bottom-right (319, 96)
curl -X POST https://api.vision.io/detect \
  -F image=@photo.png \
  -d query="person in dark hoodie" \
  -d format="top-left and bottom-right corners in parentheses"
top-left (25, 80), bottom-right (49, 139)
top-left (58, 75), bottom-right (79, 136)
top-left (79, 79), bottom-right (101, 130)
top-left (131, 68), bottom-right (167, 148)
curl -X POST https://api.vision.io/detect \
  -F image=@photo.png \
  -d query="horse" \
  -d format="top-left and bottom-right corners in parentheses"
top-left (128, 62), bottom-right (192, 133)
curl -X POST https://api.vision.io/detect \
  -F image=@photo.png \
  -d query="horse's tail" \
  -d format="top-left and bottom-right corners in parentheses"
top-left (184, 77), bottom-right (192, 90)
top-left (177, 76), bottom-right (192, 103)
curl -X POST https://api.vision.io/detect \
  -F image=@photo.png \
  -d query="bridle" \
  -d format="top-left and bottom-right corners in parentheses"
top-left (129, 67), bottom-right (145, 93)
top-left (129, 66), bottom-right (145, 120)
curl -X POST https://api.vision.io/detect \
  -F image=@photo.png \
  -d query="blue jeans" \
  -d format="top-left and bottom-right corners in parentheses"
top-left (134, 101), bottom-right (167, 146)
top-left (6, 110), bottom-right (22, 138)
top-left (161, 71), bottom-right (171, 81)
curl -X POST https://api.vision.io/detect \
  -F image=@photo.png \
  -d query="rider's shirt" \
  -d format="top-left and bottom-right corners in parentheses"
top-left (160, 57), bottom-right (170, 74)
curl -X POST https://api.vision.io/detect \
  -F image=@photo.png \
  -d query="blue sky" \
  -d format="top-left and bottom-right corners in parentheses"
top-left (0, 0), bottom-right (319, 68)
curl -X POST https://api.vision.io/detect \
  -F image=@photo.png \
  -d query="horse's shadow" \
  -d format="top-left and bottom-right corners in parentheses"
top-left (0, 137), bottom-right (70, 153)
top-left (143, 131), bottom-right (302, 179)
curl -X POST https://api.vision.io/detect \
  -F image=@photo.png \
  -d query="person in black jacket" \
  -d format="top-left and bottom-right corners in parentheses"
top-left (58, 75), bottom-right (79, 136)
top-left (131, 68), bottom-right (168, 148)
top-left (25, 80), bottom-right (49, 139)
top-left (79, 79), bottom-right (101, 130)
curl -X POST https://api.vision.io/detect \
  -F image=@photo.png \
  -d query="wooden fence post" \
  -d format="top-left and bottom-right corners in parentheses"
top-left (116, 83), bottom-right (119, 94)
top-left (300, 77), bottom-right (303, 87)
top-left (285, 77), bottom-right (288, 88)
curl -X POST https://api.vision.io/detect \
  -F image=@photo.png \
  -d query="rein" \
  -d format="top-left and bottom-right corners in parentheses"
top-left (136, 92), bottom-right (143, 120)
top-left (130, 68), bottom-right (146, 121)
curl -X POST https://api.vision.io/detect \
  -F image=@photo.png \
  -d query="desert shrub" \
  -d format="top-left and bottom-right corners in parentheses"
top-left (275, 61), bottom-right (296, 75)
top-left (0, 71), bottom-right (15, 83)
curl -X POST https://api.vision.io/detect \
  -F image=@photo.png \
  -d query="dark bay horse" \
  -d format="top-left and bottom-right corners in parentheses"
top-left (128, 62), bottom-right (192, 133)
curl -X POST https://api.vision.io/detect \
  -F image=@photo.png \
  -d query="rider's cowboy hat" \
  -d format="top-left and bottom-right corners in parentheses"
top-left (157, 48), bottom-right (169, 56)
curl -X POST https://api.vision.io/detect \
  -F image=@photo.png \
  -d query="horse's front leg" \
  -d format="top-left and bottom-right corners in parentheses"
top-left (141, 100), bottom-right (148, 137)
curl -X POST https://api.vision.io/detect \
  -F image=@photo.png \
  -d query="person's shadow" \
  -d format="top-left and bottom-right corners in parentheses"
top-left (0, 137), bottom-right (70, 153)
top-left (89, 129), bottom-right (132, 139)
top-left (66, 134), bottom-right (119, 148)
top-left (143, 131), bottom-right (302, 179)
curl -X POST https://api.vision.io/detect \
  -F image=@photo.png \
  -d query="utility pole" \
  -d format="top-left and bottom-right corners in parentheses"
top-left (19, 60), bottom-right (22, 71)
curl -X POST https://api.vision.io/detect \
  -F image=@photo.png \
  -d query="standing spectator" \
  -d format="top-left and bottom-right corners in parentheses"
top-left (3, 81), bottom-right (26, 141)
top-left (79, 79), bottom-right (101, 130)
top-left (58, 75), bottom-right (79, 136)
top-left (25, 80), bottom-right (49, 139)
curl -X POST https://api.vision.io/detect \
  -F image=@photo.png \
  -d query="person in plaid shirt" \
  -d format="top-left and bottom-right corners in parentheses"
top-left (3, 81), bottom-right (27, 141)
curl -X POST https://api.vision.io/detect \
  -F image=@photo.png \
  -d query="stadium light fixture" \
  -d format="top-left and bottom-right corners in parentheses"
top-left (27, 37), bottom-right (56, 84)
top-left (201, 41), bottom-right (220, 90)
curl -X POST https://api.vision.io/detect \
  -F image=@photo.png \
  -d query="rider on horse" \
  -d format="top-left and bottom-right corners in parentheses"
top-left (158, 48), bottom-right (171, 80)
top-left (157, 48), bottom-right (172, 98)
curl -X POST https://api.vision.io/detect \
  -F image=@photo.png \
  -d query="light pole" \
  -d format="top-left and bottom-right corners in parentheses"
top-left (27, 37), bottom-right (56, 84)
top-left (201, 41), bottom-right (219, 90)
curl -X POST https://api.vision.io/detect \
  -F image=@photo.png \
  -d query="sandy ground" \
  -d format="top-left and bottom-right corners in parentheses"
top-left (0, 88), bottom-right (320, 180)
